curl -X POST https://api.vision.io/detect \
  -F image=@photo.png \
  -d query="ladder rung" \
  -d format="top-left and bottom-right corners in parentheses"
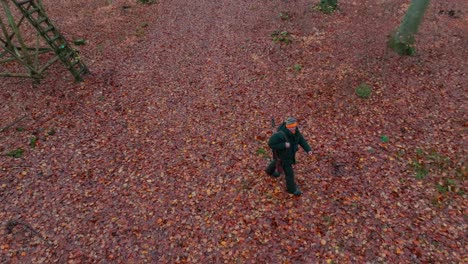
top-left (49, 35), bottom-right (62, 43)
top-left (62, 52), bottom-right (74, 59)
top-left (70, 60), bottom-right (82, 67)
top-left (44, 26), bottom-right (55, 33)
top-left (16, 0), bottom-right (33, 5)
top-left (37, 17), bottom-right (48, 24)
top-left (64, 58), bottom-right (78, 65)
top-left (27, 8), bottom-right (40, 15)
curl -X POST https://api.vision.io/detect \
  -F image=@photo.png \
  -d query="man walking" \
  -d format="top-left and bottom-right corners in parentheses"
top-left (265, 117), bottom-right (313, 196)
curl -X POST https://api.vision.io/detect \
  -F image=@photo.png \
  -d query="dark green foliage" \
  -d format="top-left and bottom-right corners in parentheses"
top-left (436, 178), bottom-right (463, 196)
top-left (30, 136), bottom-right (38, 148)
top-left (293, 64), bottom-right (302, 73)
top-left (355, 83), bottom-right (372, 99)
top-left (414, 161), bottom-right (429, 179)
top-left (279, 12), bottom-right (290, 21)
top-left (256, 147), bottom-right (269, 159)
top-left (409, 148), bottom-right (464, 197)
top-left (318, 0), bottom-right (338, 14)
top-left (288, 63), bottom-right (303, 74)
top-left (271, 31), bottom-right (292, 44)
top-left (73, 39), bottom-right (86, 46)
top-left (137, 0), bottom-right (158, 4)
top-left (412, 148), bottom-right (430, 179)
top-left (6, 148), bottom-right (24, 158)
top-left (380, 135), bottom-right (389, 143)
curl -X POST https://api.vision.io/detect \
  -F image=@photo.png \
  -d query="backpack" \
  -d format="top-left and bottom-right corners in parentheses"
top-left (272, 130), bottom-right (289, 173)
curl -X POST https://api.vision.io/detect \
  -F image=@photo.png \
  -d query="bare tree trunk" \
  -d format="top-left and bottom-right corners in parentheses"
top-left (388, 0), bottom-right (431, 55)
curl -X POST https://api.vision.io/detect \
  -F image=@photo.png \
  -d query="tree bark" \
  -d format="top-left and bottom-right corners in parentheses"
top-left (388, 0), bottom-right (431, 55)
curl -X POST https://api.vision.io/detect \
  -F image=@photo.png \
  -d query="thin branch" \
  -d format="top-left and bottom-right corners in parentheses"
top-left (5, 219), bottom-right (53, 247)
top-left (0, 115), bottom-right (28, 132)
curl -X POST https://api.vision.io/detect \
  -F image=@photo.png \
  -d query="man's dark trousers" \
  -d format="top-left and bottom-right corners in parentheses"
top-left (266, 159), bottom-right (297, 193)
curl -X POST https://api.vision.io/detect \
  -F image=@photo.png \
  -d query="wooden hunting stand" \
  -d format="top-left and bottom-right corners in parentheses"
top-left (0, 0), bottom-right (88, 82)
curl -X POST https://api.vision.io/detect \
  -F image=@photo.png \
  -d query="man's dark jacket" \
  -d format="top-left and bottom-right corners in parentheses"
top-left (268, 123), bottom-right (312, 164)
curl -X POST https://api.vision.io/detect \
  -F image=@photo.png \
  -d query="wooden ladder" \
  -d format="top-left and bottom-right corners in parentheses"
top-left (2, 0), bottom-right (88, 81)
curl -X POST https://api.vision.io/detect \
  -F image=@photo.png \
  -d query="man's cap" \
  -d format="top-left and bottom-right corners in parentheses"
top-left (285, 117), bottom-right (297, 128)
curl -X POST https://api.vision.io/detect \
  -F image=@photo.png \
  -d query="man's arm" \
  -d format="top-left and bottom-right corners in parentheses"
top-left (268, 132), bottom-right (288, 150)
top-left (298, 133), bottom-right (312, 154)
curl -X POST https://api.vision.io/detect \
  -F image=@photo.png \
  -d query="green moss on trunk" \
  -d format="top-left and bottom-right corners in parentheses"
top-left (388, 0), bottom-right (431, 56)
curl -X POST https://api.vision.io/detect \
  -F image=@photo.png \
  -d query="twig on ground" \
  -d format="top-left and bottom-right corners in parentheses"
top-left (0, 115), bottom-right (28, 133)
top-left (5, 219), bottom-right (53, 247)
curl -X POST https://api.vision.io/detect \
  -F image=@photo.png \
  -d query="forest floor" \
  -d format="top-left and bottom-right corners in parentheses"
top-left (1, 0), bottom-right (467, 263)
